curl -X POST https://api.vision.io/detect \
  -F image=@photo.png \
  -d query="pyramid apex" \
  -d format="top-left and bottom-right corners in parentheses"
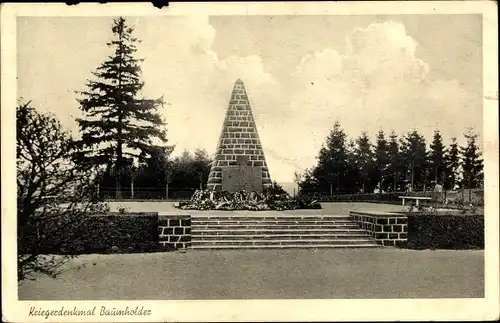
top-left (235, 78), bottom-right (244, 84)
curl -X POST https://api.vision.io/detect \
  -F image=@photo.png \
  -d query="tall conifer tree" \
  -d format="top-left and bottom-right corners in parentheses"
top-left (460, 129), bottom-right (483, 189)
top-left (312, 121), bottom-right (349, 193)
top-left (75, 17), bottom-right (170, 198)
top-left (353, 131), bottom-right (374, 193)
top-left (400, 130), bottom-right (428, 191)
top-left (374, 130), bottom-right (390, 192)
top-left (387, 131), bottom-right (403, 191)
top-left (444, 137), bottom-right (460, 190)
top-left (428, 130), bottom-right (446, 185)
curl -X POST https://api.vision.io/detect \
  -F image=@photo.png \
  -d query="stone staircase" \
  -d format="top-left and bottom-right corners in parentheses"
top-left (190, 215), bottom-right (380, 249)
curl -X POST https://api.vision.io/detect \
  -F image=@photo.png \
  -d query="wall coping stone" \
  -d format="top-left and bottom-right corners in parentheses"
top-left (350, 211), bottom-right (407, 218)
top-left (158, 214), bottom-right (190, 220)
top-left (90, 212), bottom-right (159, 217)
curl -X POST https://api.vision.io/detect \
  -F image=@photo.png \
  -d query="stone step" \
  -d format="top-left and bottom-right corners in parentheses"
top-left (192, 234), bottom-right (371, 241)
top-left (192, 226), bottom-right (360, 231)
top-left (191, 221), bottom-right (357, 226)
top-left (191, 220), bottom-right (354, 225)
top-left (191, 239), bottom-right (375, 246)
top-left (191, 216), bottom-right (350, 221)
top-left (191, 244), bottom-right (381, 250)
top-left (192, 228), bottom-right (366, 235)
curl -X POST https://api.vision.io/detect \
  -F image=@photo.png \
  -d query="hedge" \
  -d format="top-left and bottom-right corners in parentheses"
top-left (402, 214), bottom-right (484, 250)
top-left (19, 212), bottom-right (172, 255)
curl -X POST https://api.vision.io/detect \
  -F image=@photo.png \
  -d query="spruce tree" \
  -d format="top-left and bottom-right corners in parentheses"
top-left (312, 121), bottom-right (349, 194)
top-left (428, 130), bottom-right (446, 185)
top-left (444, 137), bottom-right (460, 190)
top-left (374, 130), bottom-right (390, 192)
top-left (353, 131), bottom-right (374, 193)
top-left (75, 17), bottom-right (170, 198)
top-left (387, 131), bottom-right (403, 191)
top-left (345, 139), bottom-right (360, 193)
top-left (400, 130), bottom-right (428, 191)
top-left (460, 129), bottom-right (483, 189)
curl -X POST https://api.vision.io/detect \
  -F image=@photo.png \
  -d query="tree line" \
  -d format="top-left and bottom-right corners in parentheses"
top-left (97, 147), bottom-right (212, 197)
top-left (295, 121), bottom-right (483, 195)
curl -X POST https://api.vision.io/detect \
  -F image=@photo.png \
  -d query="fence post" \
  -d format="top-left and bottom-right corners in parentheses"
top-left (165, 183), bottom-right (169, 200)
top-left (131, 180), bottom-right (134, 199)
top-left (97, 183), bottom-right (100, 199)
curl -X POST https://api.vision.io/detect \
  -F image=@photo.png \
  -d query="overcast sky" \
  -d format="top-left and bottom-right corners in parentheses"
top-left (17, 15), bottom-right (482, 183)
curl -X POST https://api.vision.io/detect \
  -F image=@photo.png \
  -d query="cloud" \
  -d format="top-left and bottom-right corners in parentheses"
top-left (281, 20), bottom-right (479, 176)
top-left (136, 17), bottom-right (281, 159)
top-left (345, 21), bottom-right (429, 79)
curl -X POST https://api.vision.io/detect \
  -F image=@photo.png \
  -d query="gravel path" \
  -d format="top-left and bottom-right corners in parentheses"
top-left (105, 201), bottom-right (408, 215)
top-left (19, 248), bottom-right (484, 300)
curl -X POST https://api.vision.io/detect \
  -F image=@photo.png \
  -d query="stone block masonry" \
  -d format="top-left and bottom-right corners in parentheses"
top-left (158, 215), bottom-right (191, 249)
top-left (350, 211), bottom-right (408, 246)
top-left (207, 79), bottom-right (272, 192)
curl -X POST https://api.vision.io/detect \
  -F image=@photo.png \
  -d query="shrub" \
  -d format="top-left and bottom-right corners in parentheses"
top-left (17, 102), bottom-right (106, 280)
top-left (405, 214), bottom-right (484, 250)
top-left (21, 213), bottom-right (160, 255)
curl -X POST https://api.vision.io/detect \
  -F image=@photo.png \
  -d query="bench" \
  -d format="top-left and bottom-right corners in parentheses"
top-left (398, 196), bottom-right (432, 206)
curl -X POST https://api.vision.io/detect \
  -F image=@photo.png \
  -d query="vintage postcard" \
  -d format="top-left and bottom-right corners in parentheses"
top-left (2, 1), bottom-right (499, 322)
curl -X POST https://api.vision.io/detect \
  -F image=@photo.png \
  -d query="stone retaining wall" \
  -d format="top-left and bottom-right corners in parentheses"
top-left (350, 211), bottom-right (408, 246)
top-left (158, 215), bottom-right (191, 249)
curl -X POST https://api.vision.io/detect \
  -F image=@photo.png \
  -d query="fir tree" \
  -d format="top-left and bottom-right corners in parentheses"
top-left (75, 17), bottom-right (170, 198)
top-left (400, 130), bottom-right (428, 191)
top-left (444, 137), bottom-right (460, 190)
top-left (345, 139), bottom-right (360, 193)
top-left (312, 121), bottom-right (349, 194)
top-left (428, 130), bottom-right (446, 185)
top-left (460, 129), bottom-right (483, 189)
top-left (353, 131), bottom-right (374, 193)
top-left (387, 131), bottom-right (403, 191)
top-left (374, 130), bottom-right (390, 192)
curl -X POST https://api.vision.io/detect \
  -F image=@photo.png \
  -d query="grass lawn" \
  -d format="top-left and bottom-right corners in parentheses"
top-left (19, 248), bottom-right (483, 300)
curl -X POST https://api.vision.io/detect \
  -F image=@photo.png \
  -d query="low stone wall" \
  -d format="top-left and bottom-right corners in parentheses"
top-left (158, 215), bottom-right (191, 249)
top-left (350, 211), bottom-right (408, 246)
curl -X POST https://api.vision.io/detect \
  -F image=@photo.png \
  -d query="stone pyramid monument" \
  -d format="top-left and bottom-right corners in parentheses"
top-left (206, 79), bottom-right (272, 192)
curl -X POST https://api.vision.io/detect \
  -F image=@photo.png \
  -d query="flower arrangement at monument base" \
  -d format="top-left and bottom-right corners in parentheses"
top-left (175, 189), bottom-right (321, 211)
